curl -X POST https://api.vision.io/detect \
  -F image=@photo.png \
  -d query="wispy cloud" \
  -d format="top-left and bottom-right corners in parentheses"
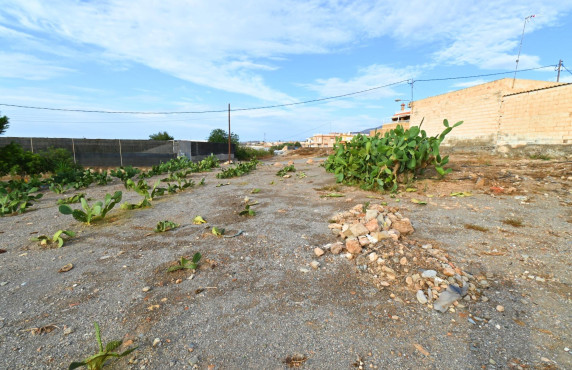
top-left (0, 52), bottom-right (74, 80)
top-left (452, 79), bottom-right (489, 88)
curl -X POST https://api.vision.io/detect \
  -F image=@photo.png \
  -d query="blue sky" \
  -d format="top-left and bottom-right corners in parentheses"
top-left (1, 0), bottom-right (571, 142)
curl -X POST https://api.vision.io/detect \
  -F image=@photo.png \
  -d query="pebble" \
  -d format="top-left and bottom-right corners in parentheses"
top-left (310, 261), bottom-right (320, 269)
top-left (152, 338), bottom-right (161, 347)
top-left (443, 268), bottom-right (455, 277)
top-left (299, 268), bottom-right (310, 273)
top-left (496, 305), bottom-right (505, 312)
top-left (416, 290), bottom-right (428, 304)
top-left (331, 243), bottom-right (343, 255)
top-left (189, 355), bottom-right (199, 366)
top-left (421, 270), bottom-right (437, 278)
top-left (479, 280), bottom-right (490, 288)
top-left (142, 286), bottom-right (151, 292)
top-left (0, 282), bottom-right (7, 286)
top-left (63, 326), bottom-right (74, 335)
top-left (314, 248), bottom-right (325, 257)
top-left (399, 257), bottom-right (408, 265)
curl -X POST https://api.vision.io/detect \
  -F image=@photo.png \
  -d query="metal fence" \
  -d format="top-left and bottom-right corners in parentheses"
top-left (0, 137), bottom-right (234, 167)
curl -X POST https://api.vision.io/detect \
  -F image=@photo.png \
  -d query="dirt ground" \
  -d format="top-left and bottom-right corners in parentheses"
top-left (0, 150), bottom-right (571, 369)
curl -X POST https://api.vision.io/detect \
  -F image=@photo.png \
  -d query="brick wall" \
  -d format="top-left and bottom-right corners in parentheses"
top-left (409, 78), bottom-right (561, 146)
top-left (498, 84), bottom-right (572, 145)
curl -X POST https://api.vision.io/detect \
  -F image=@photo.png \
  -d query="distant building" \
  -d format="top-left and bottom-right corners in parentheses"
top-left (370, 103), bottom-right (411, 136)
top-left (305, 132), bottom-right (355, 148)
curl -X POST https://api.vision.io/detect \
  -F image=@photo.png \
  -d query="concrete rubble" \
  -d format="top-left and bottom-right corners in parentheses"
top-left (320, 203), bottom-right (491, 312)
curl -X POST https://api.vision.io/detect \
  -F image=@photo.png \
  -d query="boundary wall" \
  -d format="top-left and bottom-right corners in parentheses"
top-left (406, 78), bottom-right (571, 149)
top-left (0, 138), bottom-right (234, 167)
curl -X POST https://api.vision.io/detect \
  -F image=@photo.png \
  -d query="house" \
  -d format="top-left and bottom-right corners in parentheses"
top-left (305, 132), bottom-right (355, 148)
top-left (369, 103), bottom-right (411, 136)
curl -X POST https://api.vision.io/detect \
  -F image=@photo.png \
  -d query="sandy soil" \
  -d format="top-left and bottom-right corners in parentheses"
top-left (0, 150), bottom-right (570, 369)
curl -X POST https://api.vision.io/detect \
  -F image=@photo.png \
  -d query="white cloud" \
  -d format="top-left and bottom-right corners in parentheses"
top-left (1, 0), bottom-right (571, 102)
top-left (0, 52), bottom-right (74, 80)
top-left (303, 64), bottom-right (418, 101)
top-left (452, 79), bottom-right (489, 88)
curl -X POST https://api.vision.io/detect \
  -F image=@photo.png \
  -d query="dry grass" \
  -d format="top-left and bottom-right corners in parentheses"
top-left (464, 224), bottom-right (489, 232)
top-left (502, 218), bottom-right (524, 227)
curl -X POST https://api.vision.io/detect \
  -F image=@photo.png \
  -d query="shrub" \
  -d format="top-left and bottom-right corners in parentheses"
top-left (0, 142), bottom-right (44, 176)
top-left (235, 146), bottom-right (273, 161)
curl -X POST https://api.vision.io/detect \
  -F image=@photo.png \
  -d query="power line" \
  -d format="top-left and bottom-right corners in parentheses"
top-left (0, 64), bottom-right (557, 115)
top-left (562, 64), bottom-right (572, 76)
top-left (416, 65), bottom-right (554, 82)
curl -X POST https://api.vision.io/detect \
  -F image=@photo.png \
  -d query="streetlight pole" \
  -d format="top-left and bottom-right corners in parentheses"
top-left (512, 15), bottom-right (536, 89)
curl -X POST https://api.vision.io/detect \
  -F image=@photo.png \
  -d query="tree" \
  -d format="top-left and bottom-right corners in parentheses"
top-left (149, 131), bottom-right (174, 140)
top-left (207, 129), bottom-right (239, 145)
top-left (0, 115), bottom-right (9, 135)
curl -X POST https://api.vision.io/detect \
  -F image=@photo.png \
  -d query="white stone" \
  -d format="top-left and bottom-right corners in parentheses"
top-left (416, 290), bottom-right (428, 304)
top-left (421, 270), bottom-right (437, 278)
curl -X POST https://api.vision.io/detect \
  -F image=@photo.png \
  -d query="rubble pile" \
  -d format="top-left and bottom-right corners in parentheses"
top-left (322, 203), bottom-right (491, 312)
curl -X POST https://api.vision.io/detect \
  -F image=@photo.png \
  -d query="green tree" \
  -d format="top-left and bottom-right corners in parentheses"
top-left (207, 129), bottom-right (239, 145)
top-left (149, 131), bottom-right (174, 140)
top-left (0, 115), bottom-right (9, 135)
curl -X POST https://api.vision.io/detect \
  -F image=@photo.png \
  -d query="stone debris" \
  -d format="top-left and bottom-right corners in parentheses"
top-left (320, 203), bottom-right (488, 312)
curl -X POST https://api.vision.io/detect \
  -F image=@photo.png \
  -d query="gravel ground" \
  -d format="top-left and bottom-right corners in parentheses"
top-left (0, 152), bottom-right (571, 369)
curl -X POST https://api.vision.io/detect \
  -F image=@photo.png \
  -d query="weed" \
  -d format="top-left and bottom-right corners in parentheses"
top-left (31, 230), bottom-right (75, 248)
top-left (167, 253), bottom-right (202, 272)
top-left (57, 193), bottom-right (86, 205)
top-left (464, 224), bottom-right (489, 232)
top-left (502, 218), bottom-right (524, 227)
top-left (362, 202), bottom-right (370, 213)
top-left (321, 193), bottom-right (345, 198)
top-left (193, 215), bottom-right (207, 224)
top-left (0, 185), bottom-right (43, 216)
top-left (529, 154), bottom-right (551, 160)
top-left (296, 171), bottom-right (307, 179)
top-left (59, 191), bottom-right (122, 224)
top-left (69, 322), bottom-right (137, 370)
top-left (251, 188), bottom-right (261, 194)
top-left (277, 165), bottom-right (296, 177)
top-left (239, 204), bottom-right (256, 216)
top-left (154, 220), bottom-right (179, 233)
top-left (216, 159), bottom-right (259, 179)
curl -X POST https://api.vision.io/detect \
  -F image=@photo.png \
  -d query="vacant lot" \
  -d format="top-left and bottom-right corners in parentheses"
top-left (1, 151), bottom-right (570, 369)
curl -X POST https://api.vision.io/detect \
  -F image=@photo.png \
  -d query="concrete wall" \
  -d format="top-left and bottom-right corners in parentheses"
top-left (409, 78), bottom-right (563, 146)
top-left (498, 84), bottom-right (572, 145)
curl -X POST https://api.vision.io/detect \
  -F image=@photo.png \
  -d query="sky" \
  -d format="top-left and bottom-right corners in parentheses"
top-left (1, 0), bottom-right (572, 142)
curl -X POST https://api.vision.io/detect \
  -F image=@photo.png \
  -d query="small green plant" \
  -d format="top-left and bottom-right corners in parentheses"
top-left (0, 186), bottom-right (44, 216)
top-left (277, 165), bottom-right (296, 176)
top-left (167, 253), bottom-right (202, 272)
top-left (110, 166), bottom-right (141, 184)
top-left (154, 220), bottom-right (180, 233)
top-left (199, 177), bottom-right (206, 186)
top-left (57, 193), bottom-right (86, 205)
top-left (69, 322), bottom-right (137, 370)
top-left (251, 188), bottom-right (261, 194)
top-left (59, 191), bottom-right (122, 224)
top-left (296, 171), bottom-right (307, 179)
top-left (216, 159), bottom-right (259, 179)
top-left (362, 201), bottom-right (370, 213)
top-left (239, 204), bottom-right (256, 216)
top-left (49, 182), bottom-right (72, 194)
top-left (31, 230), bottom-right (76, 248)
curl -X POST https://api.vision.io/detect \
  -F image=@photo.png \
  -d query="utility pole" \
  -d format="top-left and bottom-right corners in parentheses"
top-left (512, 15), bottom-right (536, 88)
top-left (557, 59), bottom-right (562, 82)
top-left (228, 104), bottom-right (231, 163)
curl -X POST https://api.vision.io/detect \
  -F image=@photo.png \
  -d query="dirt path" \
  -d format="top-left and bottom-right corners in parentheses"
top-left (0, 153), bottom-right (570, 369)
